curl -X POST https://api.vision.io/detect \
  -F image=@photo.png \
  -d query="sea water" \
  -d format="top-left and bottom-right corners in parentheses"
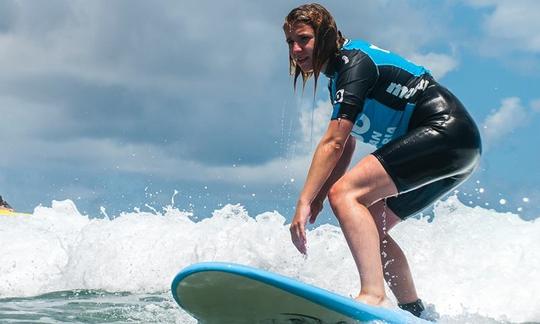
top-left (0, 197), bottom-right (539, 323)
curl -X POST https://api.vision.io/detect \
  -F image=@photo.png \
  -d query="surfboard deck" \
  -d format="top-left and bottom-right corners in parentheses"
top-left (0, 209), bottom-right (30, 217)
top-left (171, 262), bottom-right (427, 324)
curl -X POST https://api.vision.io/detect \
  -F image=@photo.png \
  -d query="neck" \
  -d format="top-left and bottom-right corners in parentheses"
top-left (320, 60), bottom-right (328, 75)
top-left (321, 57), bottom-right (337, 78)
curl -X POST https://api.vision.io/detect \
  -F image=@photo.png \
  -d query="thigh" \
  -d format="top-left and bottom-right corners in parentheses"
top-left (335, 154), bottom-right (398, 207)
top-left (386, 171), bottom-right (471, 220)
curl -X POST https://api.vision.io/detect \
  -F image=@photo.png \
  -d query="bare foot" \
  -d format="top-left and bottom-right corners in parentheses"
top-left (355, 294), bottom-right (392, 308)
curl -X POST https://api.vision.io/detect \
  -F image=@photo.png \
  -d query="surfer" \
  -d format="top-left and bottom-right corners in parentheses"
top-left (284, 3), bottom-right (481, 318)
top-left (0, 195), bottom-right (13, 211)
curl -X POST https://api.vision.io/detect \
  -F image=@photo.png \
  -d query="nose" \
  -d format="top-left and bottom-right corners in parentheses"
top-left (291, 42), bottom-right (303, 54)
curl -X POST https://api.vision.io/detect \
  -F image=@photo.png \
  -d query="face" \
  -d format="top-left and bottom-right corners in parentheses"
top-left (284, 23), bottom-right (315, 73)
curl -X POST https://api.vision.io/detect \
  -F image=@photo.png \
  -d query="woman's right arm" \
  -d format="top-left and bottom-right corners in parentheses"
top-left (290, 118), bottom-right (354, 254)
top-left (309, 136), bottom-right (356, 222)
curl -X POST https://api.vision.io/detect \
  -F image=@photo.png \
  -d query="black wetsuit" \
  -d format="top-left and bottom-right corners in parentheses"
top-left (324, 39), bottom-right (481, 219)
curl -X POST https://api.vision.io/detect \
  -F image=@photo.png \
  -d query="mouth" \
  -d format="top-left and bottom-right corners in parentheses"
top-left (295, 56), bottom-right (312, 71)
top-left (295, 56), bottom-right (309, 65)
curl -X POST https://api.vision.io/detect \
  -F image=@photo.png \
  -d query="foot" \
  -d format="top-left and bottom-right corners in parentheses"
top-left (355, 293), bottom-right (391, 307)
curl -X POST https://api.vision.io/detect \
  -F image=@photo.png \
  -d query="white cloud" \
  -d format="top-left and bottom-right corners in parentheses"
top-left (0, 128), bottom-right (310, 188)
top-left (483, 1), bottom-right (540, 53)
top-left (0, 96), bottom-right (312, 187)
top-left (330, 1), bottom-right (449, 56)
top-left (410, 52), bottom-right (459, 80)
top-left (6, 0), bottom-right (533, 214)
top-left (0, 1), bottom-right (284, 96)
top-left (481, 97), bottom-right (528, 148)
top-left (463, 0), bottom-right (540, 55)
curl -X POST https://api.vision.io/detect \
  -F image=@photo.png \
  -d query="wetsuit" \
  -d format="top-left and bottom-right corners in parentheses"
top-left (324, 39), bottom-right (482, 219)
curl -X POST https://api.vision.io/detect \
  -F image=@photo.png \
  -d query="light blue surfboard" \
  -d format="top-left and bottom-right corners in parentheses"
top-left (171, 262), bottom-right (427, 323)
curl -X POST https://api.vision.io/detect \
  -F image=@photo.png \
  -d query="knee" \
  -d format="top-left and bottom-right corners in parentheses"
top-left (328, 181), bottom-right (348, 211)
top-left (328, 180), bottom-right (371, 213)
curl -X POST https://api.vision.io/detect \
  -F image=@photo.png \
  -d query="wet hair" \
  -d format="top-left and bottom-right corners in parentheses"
top-left (283, 3), bottom-right (345, 91)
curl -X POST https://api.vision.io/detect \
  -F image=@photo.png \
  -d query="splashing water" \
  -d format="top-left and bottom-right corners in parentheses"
top-left (0, 196), bottom-right (538, 323)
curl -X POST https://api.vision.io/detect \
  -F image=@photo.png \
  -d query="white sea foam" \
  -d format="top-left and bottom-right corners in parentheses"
top-left (0, 196), bottom-right (538, 323)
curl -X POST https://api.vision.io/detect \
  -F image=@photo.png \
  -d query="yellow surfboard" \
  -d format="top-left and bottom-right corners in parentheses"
top-left (0, 209), bottom-right (31, 216)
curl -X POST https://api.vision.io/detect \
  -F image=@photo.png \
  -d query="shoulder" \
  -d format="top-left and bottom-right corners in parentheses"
top-left (329, 45), bottom-right (377, 82)
top-left (343, 39), bottom-right (430, 77)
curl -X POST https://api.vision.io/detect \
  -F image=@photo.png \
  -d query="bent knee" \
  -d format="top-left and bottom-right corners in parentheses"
top-left (328, 181), bottom-right (347, 209)
top-left (328, 180), bottom-right (372, 211)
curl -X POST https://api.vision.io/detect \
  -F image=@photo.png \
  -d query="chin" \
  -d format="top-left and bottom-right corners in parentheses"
top-left (300, 65), bottom-right (314, 73)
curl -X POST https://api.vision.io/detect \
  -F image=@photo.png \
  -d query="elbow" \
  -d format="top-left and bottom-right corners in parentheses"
top-left (321, 136), bottom-right (348, 153)
top-left (320, 118), bottom-right (354, 154)
top-left (329, 140), bottom-right (346, 152)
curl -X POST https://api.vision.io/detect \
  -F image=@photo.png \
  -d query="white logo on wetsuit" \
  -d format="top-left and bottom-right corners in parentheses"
top-left (386, 79), bottom-right (430, 100)
top-left (354, 114), bottom-right (370, 134)
top-left (369, 44), bottom-right (390, 53)
top-left (341, 55), bottom-right (349, 64)
top-left (335, 89), bottom-right (345, 104)
top-left (353, 114), bottom-right (396, 146)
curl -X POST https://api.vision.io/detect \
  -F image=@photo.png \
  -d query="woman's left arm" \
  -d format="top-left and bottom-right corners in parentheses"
top-left (290, 118), bottom-right (354, 254)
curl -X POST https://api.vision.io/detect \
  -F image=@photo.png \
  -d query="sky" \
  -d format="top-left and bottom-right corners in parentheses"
top-left (0, 0), bottom-right (539, 221)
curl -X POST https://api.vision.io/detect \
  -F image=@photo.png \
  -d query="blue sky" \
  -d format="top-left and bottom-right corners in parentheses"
top-left (0, 0), bottom-right (539, 220)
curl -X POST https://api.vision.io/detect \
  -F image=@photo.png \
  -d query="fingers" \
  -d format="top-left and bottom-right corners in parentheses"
top-left (290, 204), bottom-right (311, 254)
top-left (293, 238), bottom-right (307, 255)
top-left (290, 222), bottom-right (307, 254)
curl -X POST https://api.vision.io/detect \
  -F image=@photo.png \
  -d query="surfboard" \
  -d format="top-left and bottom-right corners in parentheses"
top-left (0, 209), bottom-right (30, 217)
top-left (171, 262), bottom-right (427, 323)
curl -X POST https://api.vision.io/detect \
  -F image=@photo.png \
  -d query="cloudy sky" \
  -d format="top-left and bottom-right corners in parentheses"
top-left (1, 0), bottom-right (539, 220)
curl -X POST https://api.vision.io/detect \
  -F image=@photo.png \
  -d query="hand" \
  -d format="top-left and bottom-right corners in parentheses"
top-left (289, 202), bottom-right (312, 255)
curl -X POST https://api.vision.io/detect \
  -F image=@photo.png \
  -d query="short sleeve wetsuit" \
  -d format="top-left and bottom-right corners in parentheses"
top-left (324, 39), bottom-right (482, 219)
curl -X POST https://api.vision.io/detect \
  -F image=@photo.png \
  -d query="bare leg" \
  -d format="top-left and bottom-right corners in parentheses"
top-left (332, 201), bottom-right (386, 304)
top-left (369, 201), bottom-right (419, 304)
top-left (328, 154), bottom-right (398, 306)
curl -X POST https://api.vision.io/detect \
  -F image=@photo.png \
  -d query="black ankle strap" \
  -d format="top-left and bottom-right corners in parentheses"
top-left (398, 298), bottom-right (425, 317)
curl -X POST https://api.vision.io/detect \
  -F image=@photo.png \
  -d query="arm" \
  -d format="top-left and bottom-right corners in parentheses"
top-left (289, 51), bottom-right (376, 254)
top-left (290, 118), bottom-right (354, 254)
top-left (310, 135), bottom-right (356, 221)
